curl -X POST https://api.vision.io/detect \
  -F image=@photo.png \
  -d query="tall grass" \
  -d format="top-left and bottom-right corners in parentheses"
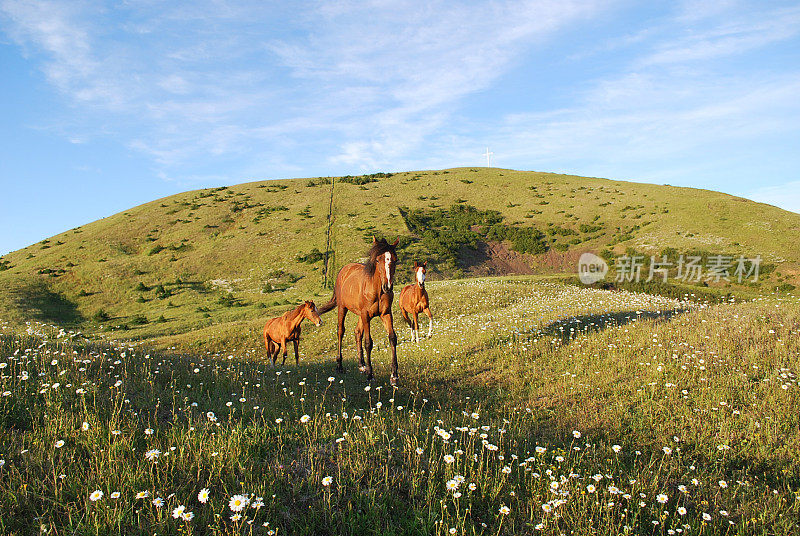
top-left (1, 279), bottom-right (798, 534)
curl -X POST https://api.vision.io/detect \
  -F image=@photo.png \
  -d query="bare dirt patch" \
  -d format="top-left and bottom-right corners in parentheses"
top-left (460, 241), bottom-right (587, 277)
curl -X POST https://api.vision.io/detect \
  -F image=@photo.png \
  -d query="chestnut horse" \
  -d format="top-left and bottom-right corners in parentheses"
top-left (318, 237), bottom-right (399, 384)
top-left (263, 300), bottom-right (322, 366)
top-left (399, 261), bottom-right (433, 343)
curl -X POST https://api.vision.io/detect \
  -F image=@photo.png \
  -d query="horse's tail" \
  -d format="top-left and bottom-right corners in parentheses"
top-left (317, 293), bottom-right (337, 315)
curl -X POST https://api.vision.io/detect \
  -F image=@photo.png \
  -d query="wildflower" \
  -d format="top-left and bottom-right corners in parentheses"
top-left (229, 494), bottom-right (249, 512)
top-left (720, 510), bottom-right (729, 517)
top-left (172, 505), bottom-right (186, 519)
top-left (678, 484), bottom-right (687, 493)
top-left (656, 493), bottom-right (668, 504)
top-left (444, 454), bottom-right (455, 464)
top-left (702, 512), bottom-right (712, 521)
top-left (300, 414), bottom-right (311, 423)
top-left (662, 446), bottom-right (673, 455)
top-left (136, 491), bottom-right (150, 499)
top-left (612, 444), bottom-right (622, 453)
top-left (198, 488), bottom-right (210, 503)
top-left (327, 376), bottom-right (335, 382)
top-left (468, 483), bottom-right (477, 491)
top-left (144, 428), bottom-right (154, 435)
top-left (499, 505), bottom-right (511, 515)
top-left (89, 490), bottom-right (103, 501)
top-left (145, 449), bottom-right (161, 462)
top-left (572, 430), bottom-right (581, 438)
top-left (415, 447), bottom-right (424, 455)
top-left (153, 497), bottom-right (164, 508)
top-left (535, 446), bottom-right (546, 454)
top-left (82, 422), bottom-right (90, 431)
top-left (182, 511), bottom-right (194, 521)
top-left (502, 465), bottom-right (512, 474)
top-left (322, 476), bottom-right (333, 487)
top-left (718, 480), bottom-right (728, 489)
top-left (55, 440), bottom-right (65, 448)
top-left (677, 506), bottom-right (687, 515)
top-left (231, 513), bottom-right (242, 521)
top-left (446, 479), bottom-right (459, 491)
top-left (541, 503), bottom-right (552, 513)
top-left (275, 417), bottom-right (283, 424)
top-left (206, 411), bottom-right (217, 422)
top-left (587, 484), bottom-right (596, 493)
top-left (110, 491), bottom-right (120, 499)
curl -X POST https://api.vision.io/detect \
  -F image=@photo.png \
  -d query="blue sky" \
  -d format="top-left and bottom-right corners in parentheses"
top-left (1, 0), bottom-right (799, 256)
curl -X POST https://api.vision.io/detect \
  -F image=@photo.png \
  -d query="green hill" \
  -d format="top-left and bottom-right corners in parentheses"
top-left (1, 167), bottom-right (798, 337)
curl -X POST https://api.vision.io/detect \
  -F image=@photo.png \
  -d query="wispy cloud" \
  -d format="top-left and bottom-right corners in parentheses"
top-left (1, 0), bottom-right (614, 176)
top-left (1, 0), bottom-right (798, 201)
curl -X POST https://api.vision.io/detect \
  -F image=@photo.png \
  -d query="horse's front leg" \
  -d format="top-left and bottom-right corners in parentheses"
top-left (355, 318), bottom-right (367, 372)
top-left (380, 312), bottom-right (398, 386)
top-left (293, 338), bottom-right (300, 366)
top-left (361, 315), bottom-right (373, 380)
top-left (424, 307), bottom-right (433, 338)
top-left (412, 311), bottom-right (420, 343)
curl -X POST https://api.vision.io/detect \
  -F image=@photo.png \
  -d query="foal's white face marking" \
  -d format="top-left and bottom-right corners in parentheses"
top-left (384, 252), bottom-right (392, 286)
top-left (416, 266), bottom-right (425, 285)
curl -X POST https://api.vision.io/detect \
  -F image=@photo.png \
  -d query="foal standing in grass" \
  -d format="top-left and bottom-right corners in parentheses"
top-left (263, 300), bottom-right (322, 366)
top-left (399, 261), bottom-right (433, 343)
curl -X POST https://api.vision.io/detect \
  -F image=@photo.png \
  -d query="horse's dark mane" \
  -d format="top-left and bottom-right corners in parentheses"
top-left (363, 238), bottom-right (395, 277)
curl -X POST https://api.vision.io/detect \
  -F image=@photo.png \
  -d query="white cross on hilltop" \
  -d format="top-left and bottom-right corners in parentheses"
top-left (483, 147), bottom-right (493, 167)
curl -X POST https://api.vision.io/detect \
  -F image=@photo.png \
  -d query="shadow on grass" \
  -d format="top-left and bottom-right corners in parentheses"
top-left (10, 280), bottom-right (84, 326)
top-left (534, 308), bottom-right (688, 345)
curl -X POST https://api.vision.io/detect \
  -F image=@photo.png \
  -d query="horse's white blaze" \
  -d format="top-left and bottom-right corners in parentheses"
top-left (416, 267), bottom-right (425, 285)
top-left (384, 252), bottom-right (392, 285)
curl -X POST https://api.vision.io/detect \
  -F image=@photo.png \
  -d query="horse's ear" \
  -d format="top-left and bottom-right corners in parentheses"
top-left (372, 235), bottom-right (377, 243)
top-left (423, 261), bottom-right (428, 267)
top-left (391, 238), bottom-right (399, 247)
top-left (412, 261), bottom-right (418, 268)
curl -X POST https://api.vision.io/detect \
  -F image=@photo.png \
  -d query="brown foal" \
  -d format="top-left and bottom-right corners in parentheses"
top-left (263, 300), bottom-right (322, 366)
top-left (399, 261), bottom-right (433, 343)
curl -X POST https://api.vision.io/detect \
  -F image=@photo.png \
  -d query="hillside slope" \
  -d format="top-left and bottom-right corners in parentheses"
top-left (1, 167), bottom-right (798, 336)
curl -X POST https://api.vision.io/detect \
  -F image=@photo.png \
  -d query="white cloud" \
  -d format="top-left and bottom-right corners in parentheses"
top-left (1, 0), bottom-right (798, 188)
top-left (1, 0), bottom-right (616, 175)
top-left (641, 4), bottom-right (800, 66)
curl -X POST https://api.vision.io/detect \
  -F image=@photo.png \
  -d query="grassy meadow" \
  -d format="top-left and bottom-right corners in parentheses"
top-left (2, 278), bottom-right (799, 535)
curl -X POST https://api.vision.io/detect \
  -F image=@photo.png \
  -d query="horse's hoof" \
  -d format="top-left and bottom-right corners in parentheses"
top-left (359, 365), bottom-right (368, 373)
